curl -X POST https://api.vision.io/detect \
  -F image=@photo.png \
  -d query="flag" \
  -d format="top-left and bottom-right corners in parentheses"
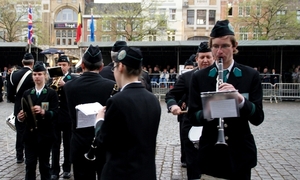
top-left (90, 14), bottom-right (95, 42)
top-left (76, 5), bottom-right (82, 43)
top-left (28, 6), bottom-right (33, 44)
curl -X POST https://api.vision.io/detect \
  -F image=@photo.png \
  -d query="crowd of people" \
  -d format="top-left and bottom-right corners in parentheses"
top-left (10, 19), bottom-right (300, 180)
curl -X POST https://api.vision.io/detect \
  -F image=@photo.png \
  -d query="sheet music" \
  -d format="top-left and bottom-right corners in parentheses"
top-left (75, 102), bottom-right (103, 129)
top-left (209, 99), bottom-right (238, 118)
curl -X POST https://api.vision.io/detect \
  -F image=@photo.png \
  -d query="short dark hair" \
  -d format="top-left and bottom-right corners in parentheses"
top-left (82, 58), bottom-right (102, 71)
top-left (116, 62), bottom-right (142, 76)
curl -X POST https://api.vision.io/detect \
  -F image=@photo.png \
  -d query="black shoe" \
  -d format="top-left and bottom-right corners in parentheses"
top-left (181, 162), bottom-right (187, 168)
top-left (16, 158), bottom-right (24, 164)
top-left (62, 172), bottom-right (71, 179)
top-left (51, 175), bottom-right (58, 180)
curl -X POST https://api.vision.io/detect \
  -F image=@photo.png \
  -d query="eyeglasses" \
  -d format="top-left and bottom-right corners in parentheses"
top-left (111, 65), bottom-right (117, 72)
top-left (211, 44), bottom-right (231, 50)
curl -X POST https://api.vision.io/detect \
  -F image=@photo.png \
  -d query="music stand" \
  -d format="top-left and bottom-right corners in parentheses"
top-left (48, 66), bottom-right (64, 78)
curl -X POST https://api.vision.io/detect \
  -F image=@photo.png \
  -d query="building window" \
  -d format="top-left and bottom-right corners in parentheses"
top-left (159, 8), bottom-right (166, 18)
top-left (43, 4), bottom-right (49, 10)
top-left (55, 30), bottom-right (76, 45)
top-left (196, 0), bottom-right (208, 4)
top-left (238, 6), bottom-right (243, 16)
top-left (167, 30), bottom-right (175, 41)
top-left (256, 5), bottom-right (261, 16)
top-left (196, 10), bottom-right (206, 25)
top-left (117, 35), bottom-right (126, 41)
top-left (117, 21), bottom-right (125, 31)
top-left (297, 10), bottom-right (300, 23)
top-left (169, 9), bottom-right (176, 20)
top-left (239, 27), bottom-right (248, 40)
top-left (149, 35), bottom-right (157, 41)
top-left (56, 9), bottom-right (77, 22)
top-left (253, 27), bottom-right (262, 40)
top-left (228, 3), bottom-right (233, 16)
top-left (209, 10), bottom-right (216, 25)
top-left (102, 20), bottom-right (111, 31)
top-left (187, 10), bottom-right (194, 25)
top-left (102, 35), bottom-right (111, 42)
top-left (87, 19), bottom-right (97, 31)
top-left (87, 35), bottom-right (96, 42)
top-left (149, 9), bottom-right (155, 19)
top-left (245, 6), bottom-right (250, 16)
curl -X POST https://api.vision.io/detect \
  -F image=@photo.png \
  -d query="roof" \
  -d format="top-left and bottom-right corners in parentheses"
top-left (79, 40), bottom-right (300, 48)
top-left (0, 42), bottom-right (37, 48)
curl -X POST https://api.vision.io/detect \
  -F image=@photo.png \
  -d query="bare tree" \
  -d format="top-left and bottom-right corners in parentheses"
top-left (87, 0), bottom-right (168, 41)
top-left (234, 0), bottom-right (300, 40)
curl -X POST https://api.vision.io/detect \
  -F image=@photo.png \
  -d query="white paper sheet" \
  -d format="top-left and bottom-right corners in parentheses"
top-left (209, 99), bottom-right (238, 118)
top-left (75, 102), bottom-right (103, 129)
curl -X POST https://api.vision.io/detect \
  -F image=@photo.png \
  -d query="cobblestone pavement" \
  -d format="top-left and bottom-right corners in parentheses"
top-left (0, 99), bottom-right (299, 180)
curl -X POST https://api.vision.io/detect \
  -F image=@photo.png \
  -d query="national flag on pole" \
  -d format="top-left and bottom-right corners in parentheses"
top-left (76, 5), bottom-right (82, 43)
top-left (90, 14), bottom-right (95, 42)
top-left (28, 6), bottom-right (33, 44)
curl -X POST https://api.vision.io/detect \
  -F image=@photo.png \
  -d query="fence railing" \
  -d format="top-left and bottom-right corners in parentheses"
top-left (152, 82), bottom-right (300, 103)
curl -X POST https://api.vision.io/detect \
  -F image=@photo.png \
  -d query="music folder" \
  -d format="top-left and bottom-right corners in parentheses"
top-left (75, 102), bottom-right (103, 129)
top-left (48, 66), bottom-right (64, 77)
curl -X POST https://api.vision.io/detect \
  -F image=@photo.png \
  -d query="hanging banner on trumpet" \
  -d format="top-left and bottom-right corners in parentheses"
top-left (201, 90), bottom-right (240, 120)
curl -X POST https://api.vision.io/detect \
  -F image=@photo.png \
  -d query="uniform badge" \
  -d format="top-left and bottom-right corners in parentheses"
top-left (41, 102), bottom-right (49, 111)
top-left (118, 50), bottom-right (126, 60)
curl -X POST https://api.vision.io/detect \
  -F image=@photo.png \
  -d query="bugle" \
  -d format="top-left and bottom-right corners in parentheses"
top-left (50, 77), bottom-right (63, 91)
top-left (215, 58), bottom-right (227, 146)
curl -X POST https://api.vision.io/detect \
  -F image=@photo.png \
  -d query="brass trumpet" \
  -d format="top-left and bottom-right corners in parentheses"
top-left (50, 77), bottom-right (63, 91)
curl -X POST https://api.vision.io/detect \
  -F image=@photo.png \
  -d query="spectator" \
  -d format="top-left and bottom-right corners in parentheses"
top-left (270, 69), bottom-right (279, 84)
top-left (261, 67), bottom-right (270, 82)
top-left (151, 66), bottom-right (160, 83)
top-left (159, 68), bottom-right (169, 88)
top-left (292, 67), bottom-right (300, 83)
top-left (169, 68), bottom-right (177, 82)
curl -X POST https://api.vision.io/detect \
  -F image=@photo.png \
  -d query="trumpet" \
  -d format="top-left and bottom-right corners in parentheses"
top-left (84, 138), bottom-right (97, 161)
top-left (215, 58), bottom-right (228, 146)
top-left (50, 77), bottom-right (63, 91)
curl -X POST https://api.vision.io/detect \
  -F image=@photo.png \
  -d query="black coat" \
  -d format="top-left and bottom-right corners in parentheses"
top-left (7, 67), bottom-right (35, 116)
top-left (95, 83), bottom-right (161, 180)
top-left (22, 86), bottom-right (59, 143)
top-left (99, 62), bottom-right (115, 81)
top-left (64, 72), bottom-right (115, 163)
top-left (188, 62), bottom-right (264, 179)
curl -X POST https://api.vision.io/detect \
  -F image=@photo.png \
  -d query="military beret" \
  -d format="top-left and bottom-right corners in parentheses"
top-left (111, 41), bottom-right (127, 52)
top-left (57, 55), bottom-right (70, 63)
top-left (33, 61), bottom-right (46, 72)
top-left (188, 54), bottom-right (196, 62)
top-left (83, 45), bottom-right (102, 63)
top-left (115, 47), bottom-right (143, 69)
top-left (197, 42), bottom-right (211, 53)
top-left (210, 20), bottom-right (234, 38)
top-left (184, 60), bottom-right (194, 66)
top-left (23, 53), bottom-right (34, 61)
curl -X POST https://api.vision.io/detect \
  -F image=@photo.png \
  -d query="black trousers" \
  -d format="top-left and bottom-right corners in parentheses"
top-left (182, 115), bottom-right (201, 180)
top-left (51, 122), bottom-right (72, 176)
top-left (25, 139), bottom-right (53, 180)
top-left (15, 119), bottom-right (26, 160)
top-left (178, 114), bottom-right (186, 163)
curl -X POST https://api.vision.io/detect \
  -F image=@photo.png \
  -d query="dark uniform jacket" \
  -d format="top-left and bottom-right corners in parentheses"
top-left (165, 69), bottom-right (196, 111)
top-left (99, 62), bottom-right (115, 81)
top-left (22, 86), bottom-right (59, 143)
top-left (64, 72), bottom-right (115, 163)
top-left (53, 73), bottom-right (77, 124)
top-left (188, 62), bottom-right (264, 179)
top-left (95, 83), bottom-right (161, 180)
top-left (7, 67), bottom-right (35, 116)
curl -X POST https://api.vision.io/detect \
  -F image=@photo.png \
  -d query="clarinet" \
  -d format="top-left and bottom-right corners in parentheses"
top-left (215, 58), bottom-right (228, 146)
top-left (84, 84), bottom-right (118, 161)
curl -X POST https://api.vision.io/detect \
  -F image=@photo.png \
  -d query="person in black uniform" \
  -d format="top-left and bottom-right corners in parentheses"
top-left (64, 45), bottom-right (115, 180)
top-left (95, 46), bottom-right (161, 180)
top-left (188, 20), bottom-right (264, 180)
top-left (17, 61), bottom-right (59, 180)
top-left (165, 42), bottom-right (214, 180)
top-left (99, 41), bottom-right (152, 92)
top-left (7, 53), bottom-right (35, 163)
top-left (50, 55), bottom-right (77, 180)
top-left (99, 40), bottom-right (127, 81)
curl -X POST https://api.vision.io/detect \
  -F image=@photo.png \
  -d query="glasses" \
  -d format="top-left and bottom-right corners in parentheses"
top-left (211, 44), bottom-right (231, 50)
top-left (111, 65), bottom-right (117, 72)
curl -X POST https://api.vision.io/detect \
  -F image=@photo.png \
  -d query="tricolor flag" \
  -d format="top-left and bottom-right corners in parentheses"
top-left (28, 6), bottom-right (33, 44)
top-left (76, 5), bottom-right (82, 43)
top-left (90, 14), bottom-right (95, 42)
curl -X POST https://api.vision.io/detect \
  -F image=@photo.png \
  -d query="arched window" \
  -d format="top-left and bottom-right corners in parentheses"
top-left (56, 8), bottom-right (77, 22)
top-left (55, 8), bottom-right (77, 45)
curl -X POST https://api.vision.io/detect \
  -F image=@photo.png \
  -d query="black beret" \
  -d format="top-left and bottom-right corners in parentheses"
top-left (197, 42), bottom-right (211, 53)
top-left (83, 45), bottom-right (102, 63)
top-left (23, 53), bottom-right (34, 60)
top-left (184, 60), bottom-right (194, 66)
top-left (57, 55), bottom-right (70, 63)
top-left (115, 47), bottom-right (143, 69)
top-left (111, 41), bottom-right (127, 52)
top-left (210, 20), bottom-right (234, 38)
top-left (33, 61), bottom-right (46, 72)
top-left (188, 54), bottom-right (196, 62)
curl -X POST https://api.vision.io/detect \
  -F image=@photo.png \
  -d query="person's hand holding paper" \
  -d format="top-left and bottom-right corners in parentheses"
top-left (75, 102), bottom-right (103, 129)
